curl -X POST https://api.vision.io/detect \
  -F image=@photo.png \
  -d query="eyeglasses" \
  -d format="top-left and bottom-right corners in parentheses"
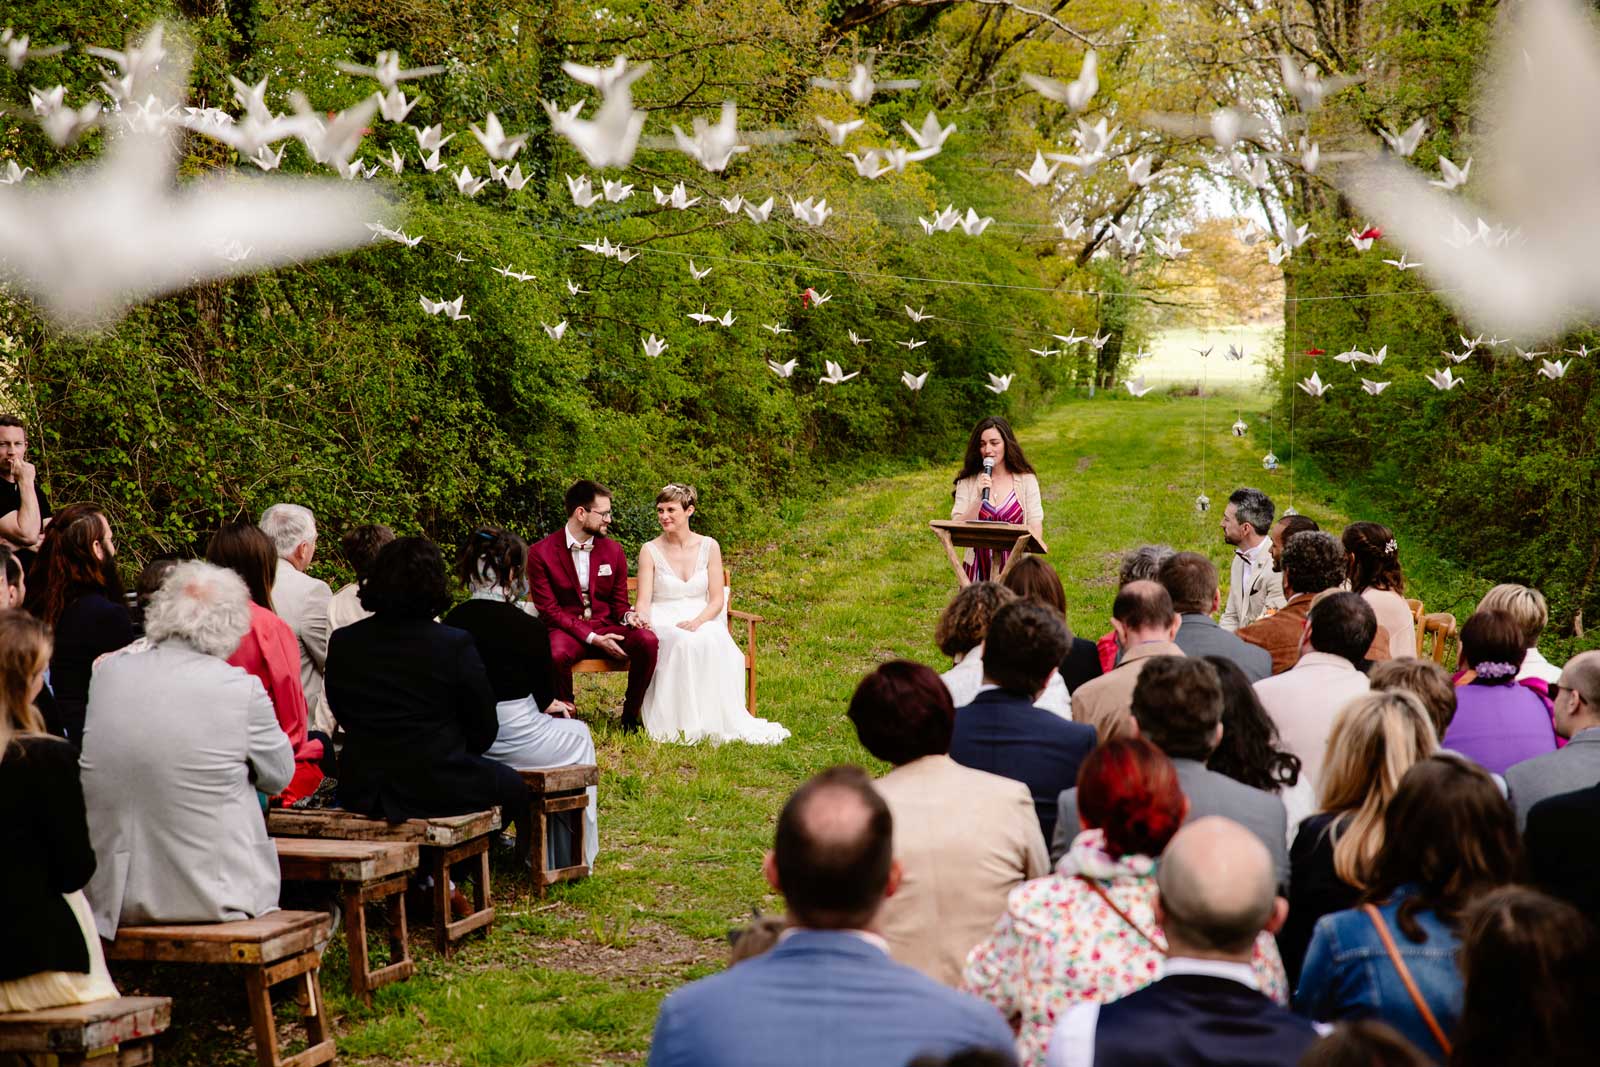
top-left (587, 509), bottom-right (613, 519)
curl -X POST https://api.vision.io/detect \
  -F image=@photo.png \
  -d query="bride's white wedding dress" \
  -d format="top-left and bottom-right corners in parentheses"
top-left (640, 538), bottom-right (790, 745)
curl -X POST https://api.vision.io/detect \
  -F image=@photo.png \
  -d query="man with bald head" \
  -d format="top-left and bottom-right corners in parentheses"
top-left (1045, 818), bottom-right (1320, 1067)
top-left (647, 766), bottom-right (1015, 1067)
top-left (1508, 650), bottom-right (1600, 831)
top-left (1068, 580), bottom-right (1184, 742)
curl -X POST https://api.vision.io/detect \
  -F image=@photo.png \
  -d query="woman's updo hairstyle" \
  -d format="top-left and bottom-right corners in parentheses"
top-left (656, 483), bottom-right (698, 510)
top-left (1075, 737), bottom-right (1187, 859)
top-left (455, 527), bottom-right (527, 597)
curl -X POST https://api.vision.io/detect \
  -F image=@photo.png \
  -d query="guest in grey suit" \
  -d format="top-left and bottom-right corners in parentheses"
top-left (1053, 656), bottom-right (1288, 887)
top-left (261, 503), bottom-right (334, 731)
top-left (647, 766), bottom-right (1015, 1067)
top-left (1506, 651), bottom-right (1600, 831)
top-left (1160, 551), bottom-right (1272, 682)
top-left (81, 561), bottom-right (293, 939)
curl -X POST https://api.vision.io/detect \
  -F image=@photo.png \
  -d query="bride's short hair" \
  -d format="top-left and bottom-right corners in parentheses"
top-left (656, 483), bottom-right (698, 509)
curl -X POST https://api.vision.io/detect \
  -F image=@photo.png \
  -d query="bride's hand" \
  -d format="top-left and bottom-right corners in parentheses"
top-left (630, 609), bottom-right (650, 627)
top-left (676, 619), bottom-right (703, 632)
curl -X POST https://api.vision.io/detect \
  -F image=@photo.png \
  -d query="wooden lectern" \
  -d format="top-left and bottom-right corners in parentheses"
top-left (930, 519), bottom-right (1047, 587)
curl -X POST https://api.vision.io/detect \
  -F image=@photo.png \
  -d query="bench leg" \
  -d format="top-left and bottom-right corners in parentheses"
top-left (531, 791), bottom-right (550, 898)
top-left (245, 967), bottom-right (282, 1067)
top-left (246, 951), bottom-right (336, 1067)
top-left (430, 847), bottom-right (451, 956)
top-left (344, 883), bottom-right (371, 1004)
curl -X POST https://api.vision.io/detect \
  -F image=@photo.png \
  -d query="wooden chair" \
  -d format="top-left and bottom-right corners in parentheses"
top-left (520, 765), bottom-right (599, 897)
top-left (569, 566), bottom-right (766, 713)
top-left (275, 839), bottom-right (419, 1003)
top-left (268, 809), bottom-right (499, 957)
top-left (1421, 612), bottom-right (1459, 668)
top-left (0, 995), bottom-right (171, 1066)
top-left (103, 912), bottom-right (334, 1067)
top-left (1406, 598), bottom-right (1425, 656)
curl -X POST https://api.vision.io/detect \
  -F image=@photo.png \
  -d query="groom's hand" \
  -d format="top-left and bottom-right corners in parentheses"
top-left (591, 633), bottom-right (627, 659)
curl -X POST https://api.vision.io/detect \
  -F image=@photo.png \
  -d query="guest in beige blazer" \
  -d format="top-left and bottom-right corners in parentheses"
top-left (1219, 487), bottom-right (1285, 631)
top-left (848, 660), bottom-right (1048, 986)
top-left (950, 416), bottom-right (1045, 582)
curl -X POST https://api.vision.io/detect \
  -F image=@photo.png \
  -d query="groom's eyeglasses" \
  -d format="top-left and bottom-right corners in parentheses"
top-left (587, 509), bottom-right (613, 519)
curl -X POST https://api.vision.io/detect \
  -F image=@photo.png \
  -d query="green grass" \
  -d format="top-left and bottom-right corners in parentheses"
top-left (137, 391), bottom-right (1495, 1066)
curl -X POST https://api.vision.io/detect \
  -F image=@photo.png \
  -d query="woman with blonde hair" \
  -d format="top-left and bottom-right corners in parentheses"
top-left (0, 612), bottom-right (119, 1010)
top-left (1476, 583), bottom-right (1561, 686)
top-left (1278, 690), bottom-right (1438, 982)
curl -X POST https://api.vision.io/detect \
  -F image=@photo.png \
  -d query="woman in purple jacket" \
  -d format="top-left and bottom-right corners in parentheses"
top-left (1441, 609), bottom-right (1557, 774)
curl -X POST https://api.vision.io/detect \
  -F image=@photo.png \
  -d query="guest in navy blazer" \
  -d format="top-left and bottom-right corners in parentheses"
top-left (647, 766), bottom-right (1016, 1067)
top-left (949, 601), bottom-right (1097, 844)
top-left (1045, 817), bottom-right (1318, 1067)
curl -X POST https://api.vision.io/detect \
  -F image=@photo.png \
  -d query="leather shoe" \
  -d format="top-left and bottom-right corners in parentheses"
top-left (619, 714), bottom-right (642, 734)
top-left (449, 887), bottom-right (473, 919)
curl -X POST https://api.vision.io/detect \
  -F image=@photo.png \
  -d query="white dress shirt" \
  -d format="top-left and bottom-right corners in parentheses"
top-left (566, 528), bottom-right (594, 592)
top-left (941, 645), bottom-right (1072, 719)
top-left (1237, 537), bottom-right (1270, 593)
top-left (1044, 958), bottom-right (1263, 1067)
top-left (1519, 646), bottom-right (1562, 685)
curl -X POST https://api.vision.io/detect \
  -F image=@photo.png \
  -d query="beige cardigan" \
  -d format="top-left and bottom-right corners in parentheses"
top-left (951, 472), bottom-right (1045, 561)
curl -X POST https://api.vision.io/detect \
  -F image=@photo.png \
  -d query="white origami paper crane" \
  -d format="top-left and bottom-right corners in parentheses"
top-left (897, 339), bottom-right (927, 350)
top-left (762, 322), bottom-right (792, 335)
top-left (1378, 119), bottom-right (1428, 157)
top-left (768, 359), bottom-right (798, 378)
top-left (901, 370), bottom-right (929, 391)
top-left (790, 197), bottom-right (833, 226)
top-left (1539, 358), bottom-right (1570, 379)
top-left (1297, 372), bottom-right (1332, 396)
top-left (1361, 379), bottom-right (1391, 395)
top-left (1022, 52), bottom-right (1098, 111)
top-left (902, 111), bottom-right (956, 149)
top-left (542, 320), bottom-right (568, 340)
top-left (820, 360), bottom-right (859, 384)
top-left (985, 373), bottom-right (1014, 394)
top-left (743, 197), bottom-right (775, 223)
top-left (958, 207), bottom-right (993, 236)
top-left (811, 56), bottom-right (920, 105)
top-left (567, 174), bottom-right (601, 207)
top-left (420, 295), bottom-right (470, 321)
top-left (603, 179), bottom-right (633, 202)
top-left (816, 116), bottom-right (864, 146)
top-left (1382, 253), bottom-right (1423, 271)
top-left (454, 166), bottom-right (490, 196)
top-left (687, 260), bottom-right (712, 281)
top-left (546, 56), bottom-right (650, 169)
top-left (1430, 156), bottom-right (1472, 191)
top-left (470, 112), bottom-right (527, 161)
top-left (1124, 377), bottom-right (1154, 397)
top-left (337, 50), bottom-right (444, 93)
top-left (848, 331), bottom-right (871, 346)
top-left (642, 334), bottom-right (668, 358)
top-left (1029, 346), bottom-right (1060, 357)
top-left (1016, 151), bottom-right (1061, 187)
top-left (1425, 368), bottom-right (1464, 390)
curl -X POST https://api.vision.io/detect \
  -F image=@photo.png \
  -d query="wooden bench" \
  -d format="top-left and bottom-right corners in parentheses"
top-left (570, 569), bottom-right (766, 713)
top-left (268, 809), bottom-right (498, 956)
top-left (0, 995), bottom-right (171, 1066)
top-left (103, 912), bottom-right (334, 1067)
top-left (275, 839), bottom-right (418, 1003)
top-left (520, 765), bottom-right (599, 896)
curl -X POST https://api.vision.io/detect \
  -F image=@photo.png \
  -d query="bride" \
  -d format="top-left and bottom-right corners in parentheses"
top-left (636, 484), bottom-right (790, 745)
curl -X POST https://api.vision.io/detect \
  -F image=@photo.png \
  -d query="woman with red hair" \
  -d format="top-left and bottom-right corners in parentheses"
top-left (962, 738), bottom-right (1288, 1067)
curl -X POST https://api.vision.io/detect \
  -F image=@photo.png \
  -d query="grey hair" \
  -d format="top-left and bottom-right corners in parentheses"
top-left (1119, 544), bottom-right (1175, 587)
top-left (1228, 487), bottom-right (1275, 535)
top-left (259, 503), bottom-right (317, 558)
top-left (143, 561), bottom-right (253, 659)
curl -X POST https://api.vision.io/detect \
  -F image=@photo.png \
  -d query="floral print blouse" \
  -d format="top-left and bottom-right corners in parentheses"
top-left (961, 829), bottom-right (1290, 1067)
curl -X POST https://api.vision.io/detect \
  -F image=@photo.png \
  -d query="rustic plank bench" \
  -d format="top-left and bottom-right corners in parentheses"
top-left (268, 809), bottom-right (498, 956)
top-left (102, 912), bottom-right (334, 1067)
top-left (0, 995), bottom-right (171, 1066)
top-left (569, 569), bottom-right (766, 713)
top-left (520, 764), bottom-right (599, 896)
top-left (275, 839), bottom-right (419, 1003)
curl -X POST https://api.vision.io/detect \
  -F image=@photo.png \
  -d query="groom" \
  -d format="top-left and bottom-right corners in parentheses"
top-left (527, 479), bottom-right (658, 732)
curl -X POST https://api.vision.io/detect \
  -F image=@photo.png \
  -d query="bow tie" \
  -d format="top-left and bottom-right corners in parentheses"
top-left (1236, 549), bottom-right (1253, 564)
top-left (571, 542), bottom-right (594, 553)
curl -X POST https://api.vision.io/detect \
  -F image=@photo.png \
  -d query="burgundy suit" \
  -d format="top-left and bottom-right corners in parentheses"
top-left (527, 530), bottom-right (658, 727)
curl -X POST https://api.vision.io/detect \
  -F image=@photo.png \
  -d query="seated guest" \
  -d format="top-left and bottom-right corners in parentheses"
top-left (1054, 658), bottom-right (1289, 884)
top-left (1267, 513), bottom-right (1319, 574)
top-left (206, 522), bottom-right (327, 805)
top-left (1205, 656), bottom-right (1312, 834)
top-left (1476, 582), bottom-right (1561, 686)
top-left (81, 562), bottom-right (294, 936)
top-left (129, 558), bottom-right (176, 636)
top-left (0, 612), bottom-right (119, 1012)
top-left (443, 527), bottom-right (596, 865)
top-left (1342, 522), bottom-right (1416, 660)
top-left (1442, 609), bottom-right (1557, 774)
top-left (1253, 592), bottom-right (1375, 795)
top-left (1450, 887), bottom-right (1600, 1067)
top-left (1095, 545), bottom-right (1174, 671)
top-left (325, 538), bottom-right (529, 850)
top-left (1296, 755), bottom-right (1520, 1061)
top-left (849, 661), bottom-right (1047, 986)
top-left (950, 601), bottom-right (1096, 844)
top-left (1504, 651), bottom-right (1600, 830)
top-left (1044, 817), bottom-right (1318, 1067)
top-left (1240, 532), bottom-right (1388, 675)
top-left (261, 503), bottom-right (334, 729)
top-left (1367, 659), bottom-right (1456, 742)
top-left (1001, 555), bottom-right (1103, 693)
top-left (1220, 487), bottom-right (1287, 631)
top-left (27, 504), bottom-right (132, 744)
top-left (327, 523), bottom-right (395, 632)
top-left (1279, 692), bottom-right (1437, 983)
top-left (1071, 581), bottom-right (1184, 741)
top-left (646, 766), bottom-right (1016, 1067)
top-left (940, 581), bottom-right (1069, 718)
top-left (1525, 773), bottom-right (1600, 915)
top-left (965, 740), bottom-right (1287, 1067)
top-left (1297, 1022), bottom-right (1433, 1067)
top-left (1162, 552), bottom-right (1271, 681)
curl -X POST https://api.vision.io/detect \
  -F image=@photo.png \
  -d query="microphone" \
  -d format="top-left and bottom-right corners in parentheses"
top-left (982, 457), bottom-right (994, 503)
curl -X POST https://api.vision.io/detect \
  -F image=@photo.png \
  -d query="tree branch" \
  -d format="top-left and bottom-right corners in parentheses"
top-left (831, 0), bottom-right (1099, 48)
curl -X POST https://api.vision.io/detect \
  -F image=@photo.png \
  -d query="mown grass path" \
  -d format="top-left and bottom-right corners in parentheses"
top-left (175, 392), bottom-right (1487, 1066)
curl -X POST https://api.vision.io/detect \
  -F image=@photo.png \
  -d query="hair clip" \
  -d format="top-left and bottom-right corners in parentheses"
top-left (1384, 538), bottom-right (1398, 556)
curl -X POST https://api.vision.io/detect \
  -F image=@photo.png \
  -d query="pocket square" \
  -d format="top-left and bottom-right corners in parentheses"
top-left (597, 564), bottom-right (613, 577)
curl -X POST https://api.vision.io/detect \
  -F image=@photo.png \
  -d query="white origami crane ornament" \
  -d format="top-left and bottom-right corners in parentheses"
top-left (542, 320), bottom-right (568, 340)
top-left (1298, 372), bottom-right (1332, 396)
top-left (986, 373), bottom-right (1014, 394)
top-left (420, 295), bottom-right (470, 321)
top-left (902, 111), bottom-right (956, 149)
top-left (567, 174), bottom-right (601, 207)
top-left (816, 116), bottom-right (865, 146)
top-left (768, 359), bottom-right (798, 378)
top-left (1539, 358), bottom-right (1570, 379)
top-left (1361, 379), bottom-right (1392, 395)
top-left (901, 371), bottom-right (929, 391)
top-left (744, 197), bottom-right (775, 223)
top-left (454, 166), bottom-right (490, 197)
top-left (1426, 368), bottom-right (1464, 390)
top-left (1022, 52), bottom-right (1098, 111)
top-left (897, 339), bottom-right (927, 350)
top-left (1124, 377), bottom-right (1153, 397)
top-left (762, 322), bottom-right (792, 335)
top-left (1379, 119), bottom-right (1428, 157)
top-left (819, 360), bottom-right (859, 384)
top-left (470, 113), bottom-right (528, 161)
top-left (336, 50), bottom-right (445, 93)
top-left (687, 260), bottom-right (713, 281)
top-left (642, 334), bottom-right (668, 358)
top-left (849, 331), bottom-right (871, 346)
top-left (1016, 151), bottom-right (1061, 187)
top-left (602, 179), bottom-right (633, 202)
top-left (811, 56), bottom-right (920, 105)
top-left (1430, 156), bottom-right (1472, 191)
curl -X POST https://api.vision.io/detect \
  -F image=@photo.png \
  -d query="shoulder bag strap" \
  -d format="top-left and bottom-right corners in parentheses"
top-left (1362, 904), bottom-right (1453, 1056)
top-left (1077, 875), bottom-right (1166, 954)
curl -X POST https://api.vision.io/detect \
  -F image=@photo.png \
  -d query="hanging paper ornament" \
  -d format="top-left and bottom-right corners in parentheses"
top-left (1195, 493), bottom-right (1211, 513)
top-left (1262, 451), bottom-right (1279, 471)
top-left (1232, 418), bottom-right (1248, 437)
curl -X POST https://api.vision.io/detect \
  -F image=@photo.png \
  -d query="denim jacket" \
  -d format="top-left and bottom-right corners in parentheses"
top-left (1293, 886), bottom-right (1462, 1062)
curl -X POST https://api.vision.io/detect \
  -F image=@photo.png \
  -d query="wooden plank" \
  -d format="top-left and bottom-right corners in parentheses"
top-left (104, 911), bottom-right (330, 966)
top-left (0, 997), bottom-right (171, 1053)
top-left (929, 518), bottom-right (1047, 555)
top-left (276, 838), bottom-right (419, 882)
top-left (269, 808), bottom-right (499, 846)
top-left (520, 764), bottom-right (599, 792)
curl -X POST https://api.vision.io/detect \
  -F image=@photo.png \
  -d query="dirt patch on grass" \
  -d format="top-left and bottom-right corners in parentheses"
top-left (524, 915), bottom-right (720, 983)
top-left (1076, 455), bottom-right (1096, 472)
